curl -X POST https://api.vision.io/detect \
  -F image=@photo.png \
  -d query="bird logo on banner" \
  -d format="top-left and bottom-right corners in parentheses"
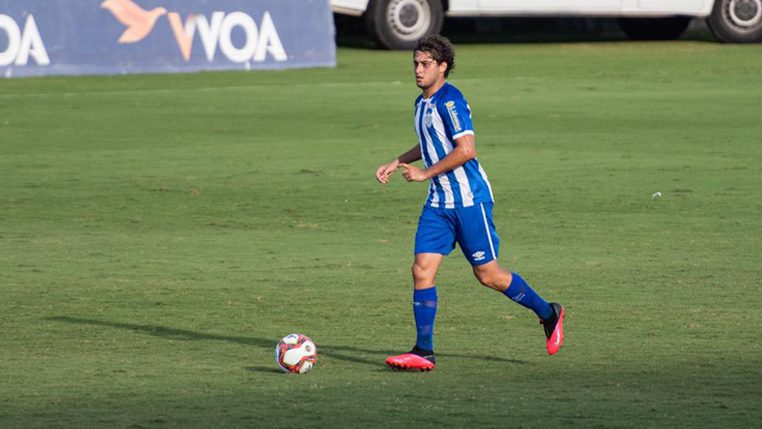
top-left (101, 0), bottom-right (167, 43)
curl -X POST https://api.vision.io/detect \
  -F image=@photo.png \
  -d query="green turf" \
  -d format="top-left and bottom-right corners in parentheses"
top-left (1, 41), bottom-right (761, 428)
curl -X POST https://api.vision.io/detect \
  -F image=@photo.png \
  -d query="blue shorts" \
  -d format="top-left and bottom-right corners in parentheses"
top-left (414, 202), bottom-right (500, 266)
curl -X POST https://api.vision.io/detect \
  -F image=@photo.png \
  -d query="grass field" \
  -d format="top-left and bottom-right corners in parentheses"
top-left (2, 40), bottom-right (761, 428)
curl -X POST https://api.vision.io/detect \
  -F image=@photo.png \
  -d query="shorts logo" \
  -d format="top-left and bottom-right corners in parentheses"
top-left (445, 100), bottom-right (462, 132)
top-left (471, 251), bottom-right (486, 261)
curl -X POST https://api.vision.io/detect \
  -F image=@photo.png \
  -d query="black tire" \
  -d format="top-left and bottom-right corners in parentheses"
top-left (619, 16), bottom-right (692, 40)
top-left (365, 0), bottom-right (444, 50)
top-left (707, 0), bottom-right (762, 43)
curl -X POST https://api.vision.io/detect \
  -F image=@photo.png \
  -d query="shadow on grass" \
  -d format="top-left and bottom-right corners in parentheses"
top-left (46, 316), bottom-right (530, 368)
top-left (245, 366), bottom-right (284, 374)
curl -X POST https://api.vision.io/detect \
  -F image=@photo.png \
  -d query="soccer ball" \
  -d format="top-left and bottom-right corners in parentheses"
top-left (275, 334), bottom-right (317, 374)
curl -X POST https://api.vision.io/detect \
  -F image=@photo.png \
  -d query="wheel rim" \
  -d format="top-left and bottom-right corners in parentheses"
top-left (387, 0), bottom-right (432, 41)
top-left (725, 0), bottom-right (762, 30)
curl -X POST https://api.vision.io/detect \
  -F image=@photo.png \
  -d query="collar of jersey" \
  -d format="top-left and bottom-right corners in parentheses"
top-left (421, 81), bottom-right (450, 102)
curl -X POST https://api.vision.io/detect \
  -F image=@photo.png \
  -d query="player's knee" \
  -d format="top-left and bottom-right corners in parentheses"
top-left (474, 269), bottom-right (495, 288)
top-left (472, 265), bottom-right (505, 291)
top-left (412, 262), bottom-right (435, 285)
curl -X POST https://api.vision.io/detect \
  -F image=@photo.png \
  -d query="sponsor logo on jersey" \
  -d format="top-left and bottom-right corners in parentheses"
top-left (445, 100), bottom-right (462, 132)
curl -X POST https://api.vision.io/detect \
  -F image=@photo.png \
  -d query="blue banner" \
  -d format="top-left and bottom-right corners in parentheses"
top-left (0, 0), bottom-right (336, 77)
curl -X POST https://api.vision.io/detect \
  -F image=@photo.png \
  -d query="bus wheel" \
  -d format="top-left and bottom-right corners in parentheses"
top-left (707, 0), bottom-right (762, 42)
top-left (365, 0), bottom-right (444, 49)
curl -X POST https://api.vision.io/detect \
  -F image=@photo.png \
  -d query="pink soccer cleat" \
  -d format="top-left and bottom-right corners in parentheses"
top-left (385, 348), bottom-right (436, 371)
top-left (541, 303), bottom-right (565, 355)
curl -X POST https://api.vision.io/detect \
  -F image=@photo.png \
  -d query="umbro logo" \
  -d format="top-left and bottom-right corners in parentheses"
top-left (472, 251), bottom-right (486, 261)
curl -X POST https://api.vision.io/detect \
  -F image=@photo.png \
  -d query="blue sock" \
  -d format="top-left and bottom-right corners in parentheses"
top-left (503, 273), bottom-right (553, 320)
top-left (413, 286), bottom-right (438, 352)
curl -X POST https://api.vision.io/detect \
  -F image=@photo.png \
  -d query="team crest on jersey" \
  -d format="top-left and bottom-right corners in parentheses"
top-left (445, 100), bottom-right (462, 132)
top-left (424, 108), bottom-right (433, 127)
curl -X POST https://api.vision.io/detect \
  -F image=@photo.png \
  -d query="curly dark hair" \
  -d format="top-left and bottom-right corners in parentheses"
top-left (414, 35), bottom-right (455, 78)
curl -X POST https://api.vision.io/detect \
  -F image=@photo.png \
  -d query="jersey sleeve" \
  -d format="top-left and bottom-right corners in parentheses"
top-left (439, 95), bottom-right (474, 140)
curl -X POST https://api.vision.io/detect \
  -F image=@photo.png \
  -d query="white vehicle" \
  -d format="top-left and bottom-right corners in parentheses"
top-left (331, 0), bottom-right (762, 48)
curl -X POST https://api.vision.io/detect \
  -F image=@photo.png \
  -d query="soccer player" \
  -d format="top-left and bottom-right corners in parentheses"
top-left (375, 35), bottom-right (565, 371)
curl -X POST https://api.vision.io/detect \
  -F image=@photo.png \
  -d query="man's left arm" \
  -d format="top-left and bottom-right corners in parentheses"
top-left (400, 134), bottom-right (475, 182)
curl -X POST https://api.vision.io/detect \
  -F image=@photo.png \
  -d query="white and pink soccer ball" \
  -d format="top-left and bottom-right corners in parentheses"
top-left (274, 334), bottom-right (317, 374)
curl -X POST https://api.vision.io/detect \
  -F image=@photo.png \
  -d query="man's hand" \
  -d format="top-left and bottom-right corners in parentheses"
top-left (376, 159), bottom-right (400, 184)
top-left (399, 163), bottom-right (429, 182)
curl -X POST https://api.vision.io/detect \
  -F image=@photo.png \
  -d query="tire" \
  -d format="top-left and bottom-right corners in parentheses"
top-left (365, 0), bottom-right (444, 50)
top-left (619, 16), bottom-right (692, 40)
top-left (707, 0), bottom-right (762, 43)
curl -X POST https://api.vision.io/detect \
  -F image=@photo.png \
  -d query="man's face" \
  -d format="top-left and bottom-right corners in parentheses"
top-left (414, 51), bottom-right (447, 92)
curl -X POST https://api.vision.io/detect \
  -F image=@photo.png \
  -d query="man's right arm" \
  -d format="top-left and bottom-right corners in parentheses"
top-left (376, 144), bottom-right (422, 184)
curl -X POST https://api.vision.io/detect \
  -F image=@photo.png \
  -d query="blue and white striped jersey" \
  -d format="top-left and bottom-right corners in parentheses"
top-left (414, 82), bottom-right (494, 209)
